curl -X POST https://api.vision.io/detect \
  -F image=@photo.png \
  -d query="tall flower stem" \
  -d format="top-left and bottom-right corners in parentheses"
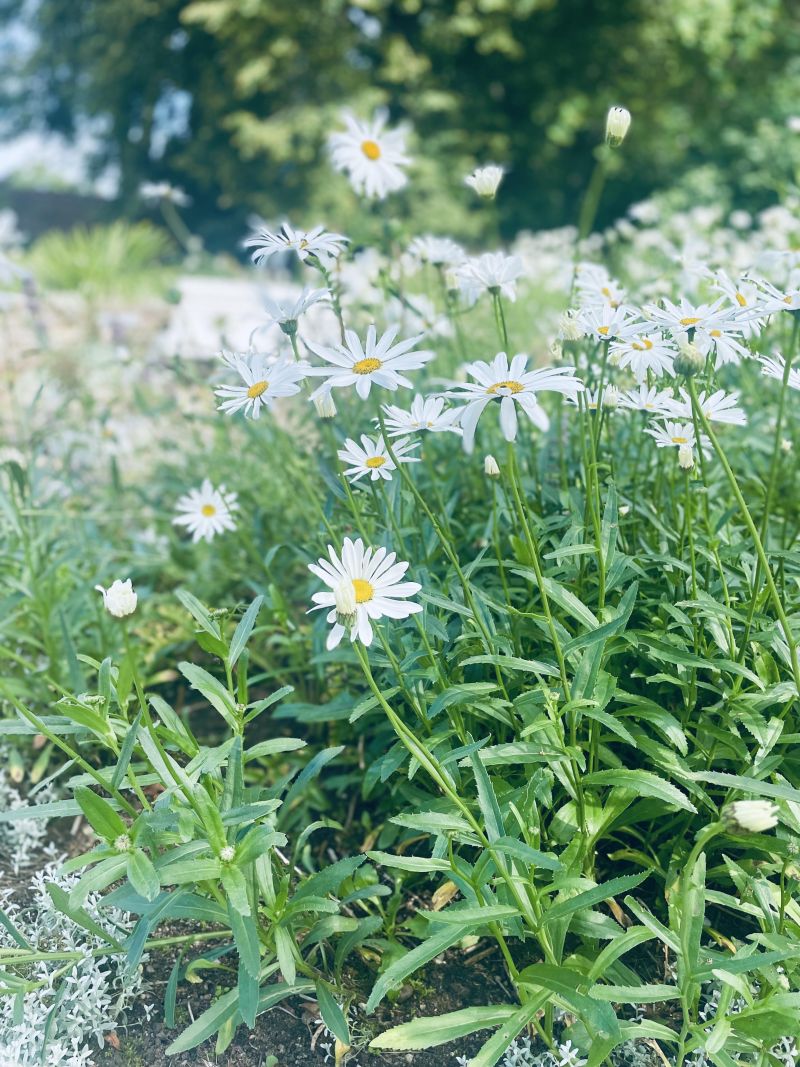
top-left (688, 380), bottom-right (800, 699)
top-left (492, 290), bottom-right (509, 350)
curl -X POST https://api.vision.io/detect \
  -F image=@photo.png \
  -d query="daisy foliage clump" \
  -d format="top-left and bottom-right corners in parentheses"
top-left (14, 101), bottom-right (800, 1067)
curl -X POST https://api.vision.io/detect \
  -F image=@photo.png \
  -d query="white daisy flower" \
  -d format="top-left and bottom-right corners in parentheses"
top-left (617, 384), bottom-right (675, 416)
top-left (464, 165), bottom-right (504, 199)
top-left (760, 354), bottom-right (800, 391)
top-left (709, 270), bottom-right (767, 338)
top-left (643, 296), bottom-right (734, 334)
top-left (578, 302), bottom-right (640, 342)
top-left (445, 351), bottom-right (583, 453)
top-left (571, 384), bottom-right (620, 411)
top-left (686, 325), bottom-right (751, 369)
top-left (328, 109), bottom-right (411, 200)
top-left (755, 278), bottom-right (800, 313)
top-left (173, 480), bottom-right (238, 543)
top-left (263, 288), bottom-right (328, 331)
top-left (337, 434), bottom-right (418, 483)
top-left (380, 394), bottom-right (462, 437)
top-left (306, 324), bottom-right (434, 400)
top-left (215, 351), bottom-right (309, 419)
top-left (723, 800), bottom-right (779, 834)
top-left (407, 235), bottom-right (466, 267)
top-left (245, 222), bottom-right (348, 266)
top-left (308, 537), bottom-right (422, 649)
top-left (456, 252), bottom-right (523, 304)
top-left (609, 333), bottom-right (676, 381)
top-left (576, 263), bottom-right (626, 310)
top-left (665, 388), bottom-right (747, 426)
top-left (645, 421), bottom-right (707, 468)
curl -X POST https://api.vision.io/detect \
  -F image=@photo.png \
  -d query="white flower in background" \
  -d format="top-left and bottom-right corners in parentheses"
top-left (782, 437), bottom-right (793, 453)
top-left (484, 454), bottom-right (500, 477)
top-left (381, 394), bottom-right (462, 437)
top-left (139, 181), bottom-right (190, 206)
top-left (559, 309), bottom-right (584, 341)
top-left (557, 1039), bottom-right (588, 1067)
top-left (456, 252), bottom-right (524, 304)
top-left (309, 537), bottom-right (422, 649)
top-left (578, 302), bottom-right (640, 342)
top-left (408, 235), bottom-right (466, 267)
top-left (173, 480), bottom-right (238, 543)
top-left (262, 288), bottom-right (328, 332)
top-left (464, 164), bottom-right (505, 199)
top-left (337, 434), bottom-right (418, 483)
top-left (643, 296), bottom-right (734, 334)
top-left (709, 270), bottom-right (767, 338)
top-left (605, 106), bottom-right (631, 148)
top-left (755, 278), bottom-right (800, 313)
top-left (215, 352), bottom-right (309, 419)
top-left (618, 384), bottom-right (675, 415)
top-left (723, 800), bottom-right (779, 834)
top-left (245, 222), bottom-right (348, 266)
top-left (761, 354), bottom-right (800, 391)
top-left (446, 352), bottom-right (583, 453)
top-left (573, 385), bottom-right (620, 411)
top-left (306, 324), bottom-right (433, 400)
top-left (328, 109), bottom-right (411, 199)
top-left (95, 579), bottom-right (137, 618)
top-left (576, 263), bottom-right (626, 310)
top-left (609, 333), bottom-right (676, 381)
top-left (645, 421), bottom-right (707, 466)
top-left (666, 388), bottom-right (747, 426)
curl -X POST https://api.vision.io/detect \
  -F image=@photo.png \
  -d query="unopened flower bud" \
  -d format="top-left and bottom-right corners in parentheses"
top-left (559, 309), bottom-right (583, 342)
top-left (605, 107), bottom-right (631, 148)
top-left (114, 833), bottom-right (132, 853)
top-left (723, 800), bottom-right (779, 834)
top-left (334, 578), bottom-right (357, 629)
top-left (220, 845), bottom-right (236, 862)
top-left (95, 579), bottom-right (137, 618)
top-left (781, 438), bottom-right (792, 453)
top-left (464, 164), bottom-right (505, 199)
top-left (678, 443), bottom-right (694, 470)
top-left (484, 454), bottom-right (500, 478)
top-left (674, 340), bottom-right (704, 377)
top-left (313, 392), bottom-right (337, 419)
top-left (619, 504), bottom-right (630, 516)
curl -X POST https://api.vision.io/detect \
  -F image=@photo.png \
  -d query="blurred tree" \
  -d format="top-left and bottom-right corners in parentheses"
top-left (2, 0), bottom-right (799, 245)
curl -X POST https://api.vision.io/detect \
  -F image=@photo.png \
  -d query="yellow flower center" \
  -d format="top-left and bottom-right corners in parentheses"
top-left (709, 330), bottom-right (721, 338)
top-left (487, 379), bottom-right (524, 395)
top-left (361, 139), bottom-right (382, 161)
top-left (785, 295), bottom-right (794, 305)
top-left (632, 338), bottom-right (654, 351)
top-left (735, 292), bottom-right (747, 307)
top-left (353, 357), bottom-right (382, 375)
top-left (352, 578), bottom-right (374, 602)
top-left (365, 456), bottom-right (387, 469)
top-left (201, 504), bottom-right (217, 517)
top-left (671, 436), bottom-right (689, 445)
top-left (247, 380), bottom-right (268, 398)
top-left (597, 325), bottom-right (610, 335)
top-left (679, 317), bottom-right (700, 325)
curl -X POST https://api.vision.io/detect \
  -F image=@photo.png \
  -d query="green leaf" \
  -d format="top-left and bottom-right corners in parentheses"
top-left (179, 662), bottom-right (238, 730)
top-left (75, 786), bottom-right (127, 842)
top-left (221, 865), bottom-right (250, 916)
top-left (111, 711), bottom-right (142, 791)
top-left (175, 589), bottom-right (223, 640)
top-left (229, 596), bottom-right (264, 667)
top-left (316, 983), bottom-right (350, 1045)
top-left (127, 850), bottom-right (160, 902)
top-left (367, 851), bottom-right (452, 873)
top-left (365, 925), bottom-right (467, 1012)
top-left (459, 655), bottom-right (561, 679)
top-left (370, 1005), bottom-right (516, 1050)
top-left (229, 900), bottom-right (261, 979)
top-left (45, 884), bottom-right (123, 950)
top-left (689, 770), bottom-right (800, 806)
top-left (165, 986), bottom-right (239, 1055)
top-left (424, 905), bottom-right (519, 925)
top-left (545, 872), bottom-right (650, 924)
top-left (582, 769), bottom-right (697, 813)
top-left (469, 993), bottom-right (550, 1067)
top-left (274, 925), bottom-right (297, 985)
top-left (590, 983), bottom-right (680, 1002)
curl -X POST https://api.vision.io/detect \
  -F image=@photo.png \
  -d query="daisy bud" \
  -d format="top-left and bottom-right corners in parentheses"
top-left (484, 454), bottom-right (500, 478)
top-left (549, 339), bottom-right (563, 361)
top-left (722, 800), bottom-right (779, 834)
top-left (674, 340), bottom-right (704, 377)
top-left (781, 438), bottom-right (792, 453)
top-left (559, 309), bottom-right (583, 341)
top-left (114, 833), bottom-right (132, 853)
top-left (464, 164), bottom-right (505, 199)
top-left (678, 443), bottom-right (694, 470)
top-left (334, 578), bottom-right (357, 628)
top-left (619, 504), bottom-right (630, 516)
top-left (313, 392), bottom-right (337, 419)
top-left (95, 579), bottom-right (137, 618)
top-left (219, 845), bottom-right (236, 862)
top-left (605, 106), bottom-right (631, 148)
